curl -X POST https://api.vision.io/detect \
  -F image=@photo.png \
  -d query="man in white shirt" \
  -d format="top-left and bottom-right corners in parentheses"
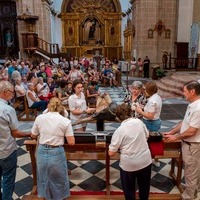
top-left (164, 81), bottom-right (200, 200)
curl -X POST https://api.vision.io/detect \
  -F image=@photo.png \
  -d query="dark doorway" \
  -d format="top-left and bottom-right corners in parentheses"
top-left (0, 0), bottom-right (19, 59)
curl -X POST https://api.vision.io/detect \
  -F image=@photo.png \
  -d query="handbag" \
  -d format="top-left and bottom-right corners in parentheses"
top-left (148, 132), bottom-right (164, 158)
top-left (148, 132), bottom-right (163, 142)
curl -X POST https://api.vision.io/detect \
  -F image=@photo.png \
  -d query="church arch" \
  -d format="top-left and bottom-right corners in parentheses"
top-left (61, 0), bottom-right (121, 13)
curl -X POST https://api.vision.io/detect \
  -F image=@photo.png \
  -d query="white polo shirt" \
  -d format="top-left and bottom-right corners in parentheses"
top-left (31, 112), bottom-right (74, 146)
top-left (144, 93), bottom-right (162, 120)
top-left (68, 92), bottom-right (87, 122)
top-left (180, 99), bottom-right (200, 142)
top-left (109, 118), bottom-right (152, 171)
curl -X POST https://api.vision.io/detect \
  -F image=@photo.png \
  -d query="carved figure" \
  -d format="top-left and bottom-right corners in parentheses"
top-left (89, 21), bottom-right (96, 39)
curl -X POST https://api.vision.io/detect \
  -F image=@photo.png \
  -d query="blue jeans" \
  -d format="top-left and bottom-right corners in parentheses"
top-left (0, 150), bottom-right (17, 200)
top-left (143, 119), bottom-right (161, 132)
top-left (37, 145), bottom-right (70, 200)
top-left (30, 100), bottom-right (48, 111)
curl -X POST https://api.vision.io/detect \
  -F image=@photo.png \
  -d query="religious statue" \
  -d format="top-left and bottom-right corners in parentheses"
top-left (89, 21), bottom-right (96, 39)
top-left (5, 29), bottom-right (13, 47)
top-left (162, 51), bottom-right (168, 69)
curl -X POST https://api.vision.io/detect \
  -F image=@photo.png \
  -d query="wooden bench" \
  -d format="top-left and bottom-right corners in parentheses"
top-left (13, 96), bottom-right (38, 121)
top-left (13, 99), bottom-right (25, 119)
top-left (24, 138), bottom-right (183, 198)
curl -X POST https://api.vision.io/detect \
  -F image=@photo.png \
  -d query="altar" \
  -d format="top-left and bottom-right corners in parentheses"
top-left (60, 0), bottom-right (123, 60)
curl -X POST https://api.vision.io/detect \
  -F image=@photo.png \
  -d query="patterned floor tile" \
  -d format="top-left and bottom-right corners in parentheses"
top-left (78, 176), bottom-right (106, 191)
top-left (151, 173), bottom-right (175, 193)
top-left (80, 160), bottom-right (105, 174)
top-left (14, 176), bottom-right (33, 197)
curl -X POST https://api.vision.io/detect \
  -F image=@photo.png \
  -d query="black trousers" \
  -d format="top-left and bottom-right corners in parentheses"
top-left (120, 164), bottom-right (152, 200)
top-left (143, 66), bottom-right (149, 78)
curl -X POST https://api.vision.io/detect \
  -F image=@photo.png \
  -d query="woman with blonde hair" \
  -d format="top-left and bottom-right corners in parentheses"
top-left (31, 97), bottom-right (75, 200)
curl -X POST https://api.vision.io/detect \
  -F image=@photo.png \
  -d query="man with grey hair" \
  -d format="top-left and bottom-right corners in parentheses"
top-left (0, 81), bottom-right (31, 200)
top-left (164, 81), bottom-right (200, 200)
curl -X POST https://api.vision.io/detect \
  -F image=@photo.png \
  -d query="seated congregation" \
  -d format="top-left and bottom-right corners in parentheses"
top-left (6, 56), bottom-right (121, 121)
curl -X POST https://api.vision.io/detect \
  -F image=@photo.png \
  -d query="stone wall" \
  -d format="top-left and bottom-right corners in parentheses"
top-left (132, 0), bottom-right (178, 72)
top-left (17, 0), bottom-right (52, 59)
top-left (193, 0), bottom-right (200, 23)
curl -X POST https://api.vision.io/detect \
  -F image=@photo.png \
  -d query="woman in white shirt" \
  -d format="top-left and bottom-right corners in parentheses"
top-left (130, 57), bottom-right (137, 77)
top-left (136, 81), bottom-right (162, 167)
top-left (15, 78), bottom-right (26, 101)
top-left (67, 65), bottom-right (85, 82)
top-left (68, 79), bottom-right (95, 131)
top-left (31, 97), bottom-right (75, 200)
top-left (26, 83), bottom-right (48, 111)
top-left (136, 81), bottom-right (162, 131)
top-left (36, 77), bottom-right (52, 101)
top-left (109, 103), bottom-right (152, 200)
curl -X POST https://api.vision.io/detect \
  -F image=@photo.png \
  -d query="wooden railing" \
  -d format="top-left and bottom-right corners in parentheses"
top-left (37, 37), bottom-right (60, 57)
top-left (163, 53), bottom-right (198, 70)
top-left (21, 33), bottom-right (60, 58)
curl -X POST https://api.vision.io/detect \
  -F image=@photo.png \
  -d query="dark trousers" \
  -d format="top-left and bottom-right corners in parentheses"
top-left (0, 150), bottom-right (17, 200)
top-left (143, 66), bottom-right (149, 78)
top-left (120, 164), bottom-right (152, 200)
top-left (30, 100), bottom-right (48, 111)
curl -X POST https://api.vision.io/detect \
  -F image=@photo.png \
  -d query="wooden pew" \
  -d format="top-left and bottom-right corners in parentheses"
top-left (13, 98), bottom-right (25, 119)
top-left (13, 96), bottom-right (38, 121)
top-left (24, 134), bottom-right (183, 198)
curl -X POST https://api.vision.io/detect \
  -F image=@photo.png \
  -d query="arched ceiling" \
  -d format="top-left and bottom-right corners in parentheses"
top-left (61, 0), bottom-right (122, 13)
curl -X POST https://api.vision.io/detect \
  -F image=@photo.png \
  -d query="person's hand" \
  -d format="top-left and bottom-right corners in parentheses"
top-left (162, 131), bottom-right (171, 136)
top-left (135, 105), bottom-right (143, 114)
top-left (86, 108), bottom-right (96, 114)
top-left (163, 134), bottom-right (177, 143)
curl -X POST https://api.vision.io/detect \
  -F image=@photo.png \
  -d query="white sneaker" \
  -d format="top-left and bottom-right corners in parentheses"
top-left (152, 160), bottom-right (160, 167)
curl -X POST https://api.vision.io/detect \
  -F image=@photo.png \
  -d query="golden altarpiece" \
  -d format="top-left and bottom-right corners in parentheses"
top-left (60, 0), bottom-right (122, 60)
top-left (123, 18), bottom-right (134, 61)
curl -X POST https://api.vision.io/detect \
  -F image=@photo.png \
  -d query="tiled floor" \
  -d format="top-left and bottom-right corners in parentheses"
top-left (12, 77), bottom-right (188, 199)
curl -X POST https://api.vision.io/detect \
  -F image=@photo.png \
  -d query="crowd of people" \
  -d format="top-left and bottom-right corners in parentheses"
top-left (0, 55), bottom-right (200, 200)
top-left (130, 56), bottom-right (150, 78)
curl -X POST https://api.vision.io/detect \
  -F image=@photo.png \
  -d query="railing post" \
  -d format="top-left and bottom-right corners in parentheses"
top-left (50, 44), bottom-right (52, 54)
top-left (169, 52), bottom-right (171, 70)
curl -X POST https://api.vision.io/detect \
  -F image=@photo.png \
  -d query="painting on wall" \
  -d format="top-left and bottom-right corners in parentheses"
top-left (148, 28), bottom-right (154, 38)
top-left (154, 20), bottom-right (165, 36)
top-left (165, 29), bottom-right (171, 38)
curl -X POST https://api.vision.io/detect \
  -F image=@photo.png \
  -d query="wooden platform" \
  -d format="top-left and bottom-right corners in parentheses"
top-left (22, 193), bottom-right (181, 200)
